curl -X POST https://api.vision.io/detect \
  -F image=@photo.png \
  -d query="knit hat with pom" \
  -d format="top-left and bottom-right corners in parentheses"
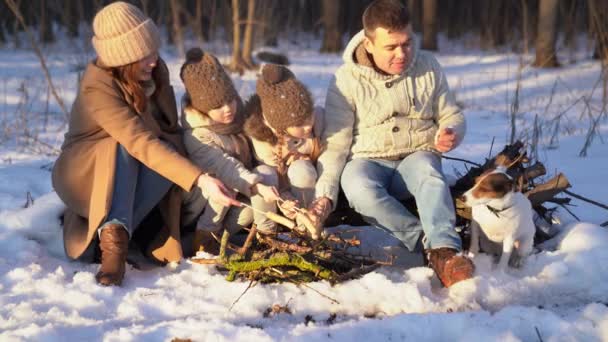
top-left (180, 48), bottom-right (239, 113)
top-left (256, 64), bottom-right (313, 131)
top-left (92, 1), bottom-right (161, 67)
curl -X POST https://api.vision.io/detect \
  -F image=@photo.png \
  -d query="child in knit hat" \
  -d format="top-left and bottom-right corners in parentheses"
top-left (244, 64), bottom-right (325, 236)
top-left (180, 48), bottom-right (279, 254)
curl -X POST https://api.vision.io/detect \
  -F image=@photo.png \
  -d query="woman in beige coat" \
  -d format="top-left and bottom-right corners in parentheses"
top-left (52, 2), bottom-right (238, 286)
top-left (179, 48), bottom-right (278, 253)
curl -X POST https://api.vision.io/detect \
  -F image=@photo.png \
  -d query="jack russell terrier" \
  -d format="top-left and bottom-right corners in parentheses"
top-left (462, 166), bottom-right (535, 270)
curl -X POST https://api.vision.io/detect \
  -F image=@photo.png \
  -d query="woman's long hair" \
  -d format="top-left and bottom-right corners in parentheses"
top-left (111, 61), bottom-right (160, 114)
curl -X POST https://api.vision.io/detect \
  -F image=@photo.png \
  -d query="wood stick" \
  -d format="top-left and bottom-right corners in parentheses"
top-left (564, 190), bottom-right (608, 211)
top-left (239, 201), bottom-right (296, 228)
top-left (219, 230), bottom-right (230, 261)
top-left (237, 225), bottom-right (257, 256)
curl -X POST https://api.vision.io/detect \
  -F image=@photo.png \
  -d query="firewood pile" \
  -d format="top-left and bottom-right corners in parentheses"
top-left (190, 224), bottom-right (382, 284)
top-left (191, 140), bottom-right (606, 284)
top-left (450, 140), bottom-right (571, 244)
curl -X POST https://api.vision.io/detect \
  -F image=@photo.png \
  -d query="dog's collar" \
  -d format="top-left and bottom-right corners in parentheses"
top-left (486, 204), bottom-right (513, 217)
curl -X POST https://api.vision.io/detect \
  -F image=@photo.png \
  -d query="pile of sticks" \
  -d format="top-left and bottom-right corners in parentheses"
top-left (449, 140), bottom-right (608, 241)
top-left (190, 222), bottom-right (382, 284)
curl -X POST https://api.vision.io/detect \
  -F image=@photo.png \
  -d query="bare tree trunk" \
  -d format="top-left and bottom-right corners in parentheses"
top-left (169, 0), bottom-right (185, 58)
top-left (260, 0), bottom-right (278, 46)
top-left (320, 0), bottom-right (342, 53)
top-left (346, 0), bottom-right (366, 38)
top-left (140, 0), bottom-right (150, 18)
top-left (589, 0), bottom-right (608, 63)
top-left (0, 22), bottom-right (5, 45)
top-left (62, 0), bottom-right (79, 38)
top-left (533, 0), bottom-right (560, 68)
top-left (407, 0), bottom-right (422, 33)
top-left (562, 0), bottom-right (578, 63)
top-left (521, 0), bottom-right (529, 54)
top-left (208, 0), bottom-right (218, 41)
top-left (480, 0), bottom-right (506, 49)
top-left (38, 0), bottom-right (54, 44)
top-left (241, 0), bottom-right (256, 69)
top-left (10, 0), bottom-right (22, 48)
top-left (192, 0), bottom-right (205, 45)
top-left (229, 0), bottom-right (245, 73)
top-left (422, 0), bottom-right (438, 50)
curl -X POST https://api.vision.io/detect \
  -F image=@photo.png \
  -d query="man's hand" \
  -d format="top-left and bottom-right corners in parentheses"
top-left (308, 197), bottom-right (332, 225)
top-left (435, 127), bottom-right (458, 153)
top-left (196, 174), bottom-right (241, 207)
top-left (253, 183), bottom-right (280, 203)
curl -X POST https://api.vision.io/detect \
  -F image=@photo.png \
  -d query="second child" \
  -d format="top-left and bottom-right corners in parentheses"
top-left (244, 64), bottom-right (327, 235)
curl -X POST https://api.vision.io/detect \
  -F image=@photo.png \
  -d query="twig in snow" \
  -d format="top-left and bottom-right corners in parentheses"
top-left (558, 203), bottom-right (581, 222)
top-left (535, 326), bottom-right (544, 342)
top-left (229, 278), bottom-right (257, 311)
top-left (299, 283), bottom-right (340, 304)
top-left (488, 137), bottom-right (495, 159)
top-left (4, 0), bottom-right (69, 119)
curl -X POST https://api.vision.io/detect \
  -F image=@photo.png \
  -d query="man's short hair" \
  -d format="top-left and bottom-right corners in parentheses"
top-left (362, 0), bottom-right (410, 40)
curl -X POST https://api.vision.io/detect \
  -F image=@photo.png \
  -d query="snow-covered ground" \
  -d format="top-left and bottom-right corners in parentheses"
top-left (1, 34), bottom-right (607, 341)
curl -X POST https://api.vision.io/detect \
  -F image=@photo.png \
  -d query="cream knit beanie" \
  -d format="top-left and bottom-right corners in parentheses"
top-left (92, 1), bottom-right (161, 67)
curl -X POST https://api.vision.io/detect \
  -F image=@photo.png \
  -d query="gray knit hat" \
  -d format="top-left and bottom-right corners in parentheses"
top-left (180, 48), bottom-right (239, 113)
top-left (256, 64), bottom-right (313, 131)
top-left (92, 1), bottom-right (161, 67)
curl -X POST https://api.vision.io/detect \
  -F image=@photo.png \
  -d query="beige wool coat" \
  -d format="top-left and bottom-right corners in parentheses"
top-left (52, 59), bottom-right (202, 263)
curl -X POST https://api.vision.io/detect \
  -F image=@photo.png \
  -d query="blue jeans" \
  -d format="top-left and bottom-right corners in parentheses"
top-left (100, 145), bottom-right (172, 236)
top-left (340, 151), bottom-right (461, 252)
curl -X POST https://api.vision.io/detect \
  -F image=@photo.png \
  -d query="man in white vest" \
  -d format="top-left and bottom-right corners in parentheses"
top-left (310, 0), bottom-right (473, 287)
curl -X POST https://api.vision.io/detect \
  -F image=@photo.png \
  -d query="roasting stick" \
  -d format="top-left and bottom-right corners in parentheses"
top-left (238, 201), bottom-right (296, 229)
top-left (276, 198), bottom-right (322, 240)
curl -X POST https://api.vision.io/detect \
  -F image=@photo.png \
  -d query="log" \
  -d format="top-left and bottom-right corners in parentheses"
top-left (522, 162), bottom-right (547, 181)
top-left (525, 173), bottom-right (571, 206)
top-left (451, 141), bottom-right (525, 197)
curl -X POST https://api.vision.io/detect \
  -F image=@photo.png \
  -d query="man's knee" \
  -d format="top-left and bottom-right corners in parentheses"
top-left (341, 160), bottom-right (384, 207)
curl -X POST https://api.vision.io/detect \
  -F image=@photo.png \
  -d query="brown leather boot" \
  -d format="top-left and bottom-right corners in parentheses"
top-left (96, 224), bottom-right (129, 286)
top-left (426, 247), bottom-right (474, 287)
top-left (193, 230), bottom-right (220, 255)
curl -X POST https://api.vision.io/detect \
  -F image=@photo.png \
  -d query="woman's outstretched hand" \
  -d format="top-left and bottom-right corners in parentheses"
top-left (196, 174), bottom-right (241, 207)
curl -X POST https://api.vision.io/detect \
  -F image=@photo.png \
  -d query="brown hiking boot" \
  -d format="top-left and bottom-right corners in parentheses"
top-left (96, 224), bottom-right (129, 286)
top-left (193, 230), bottom-right (220, 255)
top-left (426, 247), bottom-right (474, 287)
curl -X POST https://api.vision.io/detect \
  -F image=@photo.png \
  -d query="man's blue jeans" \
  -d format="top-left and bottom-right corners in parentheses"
top-left (340, 151), bottom-right (461, 252)
top-left (100, 145), bottom-right (172, 236)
